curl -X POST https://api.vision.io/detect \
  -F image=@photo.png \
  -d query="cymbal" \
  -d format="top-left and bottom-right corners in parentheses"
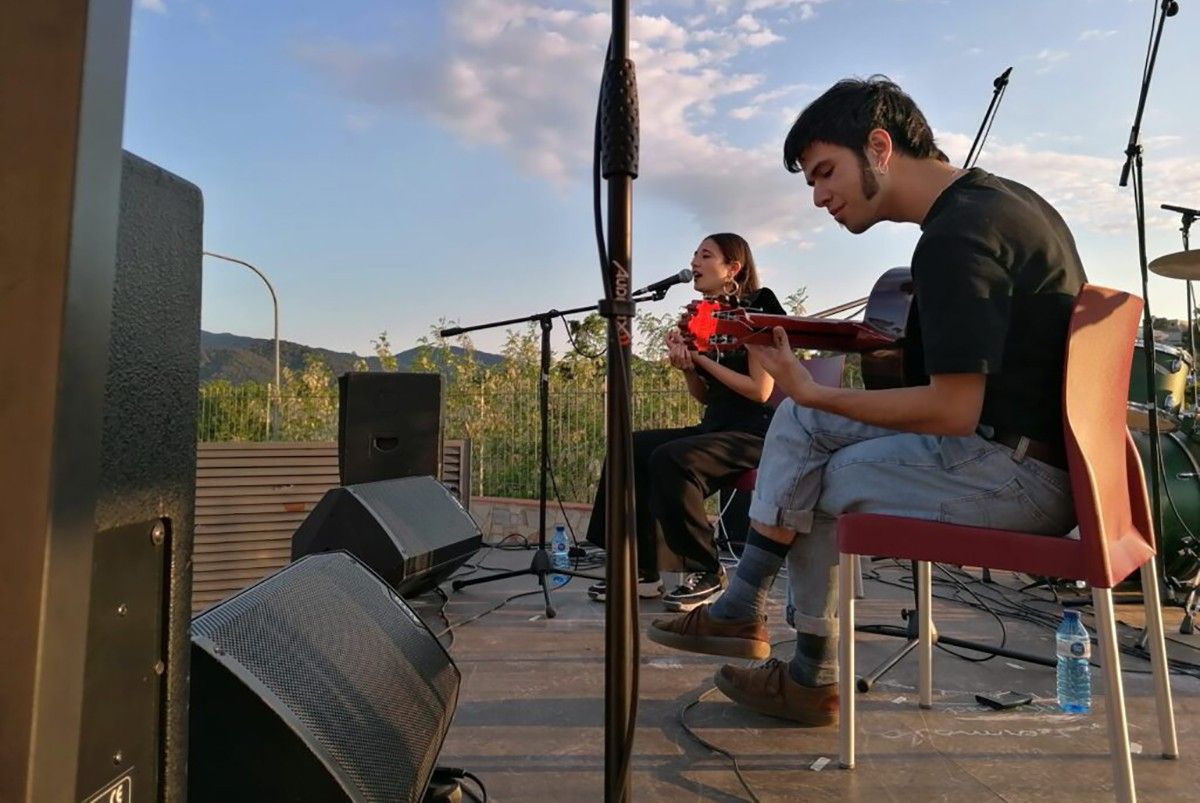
top-left (1148, 249), bottom-right (1200, 280)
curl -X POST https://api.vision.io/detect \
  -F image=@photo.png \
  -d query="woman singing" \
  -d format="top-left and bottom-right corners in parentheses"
top-left (586, 232), bottom-right (784, 611)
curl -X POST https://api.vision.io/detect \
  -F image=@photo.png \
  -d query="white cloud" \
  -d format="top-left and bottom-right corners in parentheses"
top-left (296, 1), bottom-right (1194, 247)
top-left (137, 0), bottom-right (167, 12)
top-left (1143, 134), bottom-right (1183, 149)
top-left (296, 0), bottom-right (820, 245)
top-left (1033, 48), bottom-right (1069, 73)
top-left (744, 0), bottom-right (827, 18)
top-left (1079, 29), bottom-right (1117, 41)
top-left (938, 131), bottom-right (1200, 235)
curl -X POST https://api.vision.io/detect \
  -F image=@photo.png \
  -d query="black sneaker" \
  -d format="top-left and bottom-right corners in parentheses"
top-left (587, 574), bottom-right (663, 602)
top-left (662, 570), bottom-right (727, 612)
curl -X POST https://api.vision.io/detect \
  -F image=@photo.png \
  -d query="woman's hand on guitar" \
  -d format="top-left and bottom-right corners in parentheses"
top-left (746, 327), bottom-right (816, 404)
top-left (665, 329), bottom-right (695, 372)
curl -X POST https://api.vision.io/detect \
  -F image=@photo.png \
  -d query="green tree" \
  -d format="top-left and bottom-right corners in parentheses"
top-left (278, 353), bottom-right (338, 441)
top-left (784, 287), bottom-right (809, 316)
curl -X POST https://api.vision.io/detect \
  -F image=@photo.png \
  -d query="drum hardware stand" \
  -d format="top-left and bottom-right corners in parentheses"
top-left (1160, 203), bottom-right (1197, 390)
top-left (1160, 202), bottom-right (1200, 635)
top-left (443, 289), bottom-right (666, 619)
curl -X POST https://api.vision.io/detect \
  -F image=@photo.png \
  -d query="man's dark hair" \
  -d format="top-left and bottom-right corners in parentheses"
top-left (783, 75), bottom-right (948, 173)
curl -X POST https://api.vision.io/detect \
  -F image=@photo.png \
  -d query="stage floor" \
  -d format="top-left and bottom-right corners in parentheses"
top-left (413, 547), bottom-right (1200, 802)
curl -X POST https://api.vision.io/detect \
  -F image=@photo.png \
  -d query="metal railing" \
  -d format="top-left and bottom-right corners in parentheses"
top-left (197, 381), bottom-right (703, 503)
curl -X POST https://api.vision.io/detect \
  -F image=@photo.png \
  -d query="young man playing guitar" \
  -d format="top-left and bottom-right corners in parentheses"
top-left (648, 76), bottom-right (1087, 725)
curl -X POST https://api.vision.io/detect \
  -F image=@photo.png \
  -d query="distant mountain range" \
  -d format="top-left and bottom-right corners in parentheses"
top-left (199, 330), bottom-right (504, 384)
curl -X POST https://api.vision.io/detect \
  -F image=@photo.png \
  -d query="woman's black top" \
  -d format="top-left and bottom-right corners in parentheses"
top-left (695, 287), bottom-right (784, 437)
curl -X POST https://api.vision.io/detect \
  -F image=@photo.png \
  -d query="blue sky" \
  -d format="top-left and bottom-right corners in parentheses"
top-left (125, 0), bottom-right (1200, 356)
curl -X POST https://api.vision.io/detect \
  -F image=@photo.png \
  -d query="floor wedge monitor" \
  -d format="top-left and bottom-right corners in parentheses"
top-left (189, 552), bottom-right (459, 802)
top-left (292, 475), bottom-right (481, 597)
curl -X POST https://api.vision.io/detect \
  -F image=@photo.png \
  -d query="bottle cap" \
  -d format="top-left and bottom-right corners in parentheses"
top-left (1063, 610), bottom-right (1080, 622)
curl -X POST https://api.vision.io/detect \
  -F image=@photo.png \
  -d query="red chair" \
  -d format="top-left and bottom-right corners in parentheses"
top-left (836, 285), bottom-right (1179, 802)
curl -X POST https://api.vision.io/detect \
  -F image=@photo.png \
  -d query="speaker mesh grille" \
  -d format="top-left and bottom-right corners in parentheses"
top-left (191, 553), bottom-right (458, 802)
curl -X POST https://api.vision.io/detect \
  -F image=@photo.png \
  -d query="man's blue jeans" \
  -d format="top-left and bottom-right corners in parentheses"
top-left (748, 400), bottom-right (1076, 636)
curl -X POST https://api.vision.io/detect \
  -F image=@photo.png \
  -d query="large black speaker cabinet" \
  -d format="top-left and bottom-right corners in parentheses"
top-left (292, 475), bottom-right (481, 597)
top-left (339, 372), bottom-right (441, 485)
top-left (77, 152), bottom-right (202, 803)
top-left (189, 552), bottom-right (460, 803)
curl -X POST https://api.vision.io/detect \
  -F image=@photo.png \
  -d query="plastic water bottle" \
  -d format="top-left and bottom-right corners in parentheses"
top-left (550, 524), bottom-right (570, 587)
top-left (1056, 610), bottom-right (1092, 713)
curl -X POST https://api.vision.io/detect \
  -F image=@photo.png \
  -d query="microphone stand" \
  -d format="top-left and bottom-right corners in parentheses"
top-left (1160, 202), bottom-right (1199, 635)
top-left (1119, 0), bottom-right (1179, 624)
top-left (445, 290), bottom-right (664, 618)
top-left (599, 0), bottom-right (639, 798)
top-left (964, 66), bottom-right (1011, 169)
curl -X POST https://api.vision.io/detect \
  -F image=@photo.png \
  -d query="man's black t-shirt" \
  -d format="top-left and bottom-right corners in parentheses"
top-left (698, 287), bottom-right (785, 435)
top-left (904, 168), bottom-right (1087, 445)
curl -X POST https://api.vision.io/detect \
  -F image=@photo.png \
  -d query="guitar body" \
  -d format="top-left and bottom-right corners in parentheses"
top-left (679, 267), bottom-right (915, 389)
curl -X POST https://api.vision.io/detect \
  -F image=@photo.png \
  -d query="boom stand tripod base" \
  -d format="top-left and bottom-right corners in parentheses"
top-left (856, 562), bottom-right (1055, 696)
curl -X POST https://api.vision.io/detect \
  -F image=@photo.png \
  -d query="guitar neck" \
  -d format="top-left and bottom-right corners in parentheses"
top-left (732, 313), bottom-right (898, 353)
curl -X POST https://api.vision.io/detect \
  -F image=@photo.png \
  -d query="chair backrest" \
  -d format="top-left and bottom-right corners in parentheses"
top-left (804, 354), bottom-right (847, 390)
top-left (1062, 284), bottom-right (1156, 588)
top-left (762, 355), bottom-right (845, 409)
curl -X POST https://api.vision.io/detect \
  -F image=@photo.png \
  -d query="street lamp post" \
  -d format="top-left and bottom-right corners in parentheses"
top-left (202, 251), bottom-right (281, 438)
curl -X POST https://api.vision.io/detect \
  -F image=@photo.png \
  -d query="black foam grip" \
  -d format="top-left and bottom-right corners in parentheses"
top-left (601, 59), bottom-right (640, 179)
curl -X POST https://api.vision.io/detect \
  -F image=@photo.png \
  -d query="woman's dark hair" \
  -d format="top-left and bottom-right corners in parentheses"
top-left (704, 232), bottom-right (760, 296)
top-left (783, 75), bottom-right (948, 173)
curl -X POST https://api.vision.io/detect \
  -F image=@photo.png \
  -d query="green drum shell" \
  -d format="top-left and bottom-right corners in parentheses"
top-left (1129, 341), bottom-right (1191, 415)
top-left (1130, 429), bottom-right (1200, 597)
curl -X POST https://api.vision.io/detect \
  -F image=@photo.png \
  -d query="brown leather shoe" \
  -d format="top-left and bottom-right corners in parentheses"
top-left (714, 658), bottom-right (838, 726)
top-left (646, 604), bottom-right (770, 660)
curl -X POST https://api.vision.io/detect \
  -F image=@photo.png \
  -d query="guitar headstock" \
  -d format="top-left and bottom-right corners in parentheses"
top-left (678, 295), bottom-right (751, 352)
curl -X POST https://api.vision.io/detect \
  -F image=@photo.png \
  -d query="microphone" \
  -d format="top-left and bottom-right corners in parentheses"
top-left (632, 269), bottom-right (693, 296)
top-left (1162, 203), bottom-right (1200, 219)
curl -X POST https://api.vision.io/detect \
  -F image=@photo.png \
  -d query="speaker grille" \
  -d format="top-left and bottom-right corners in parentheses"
top-left (191, 553), bottom-right (458, 802)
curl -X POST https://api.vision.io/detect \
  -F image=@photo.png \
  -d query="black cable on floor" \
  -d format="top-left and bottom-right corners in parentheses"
top-left (433, 588), bottom-right (543, 641)
top-left (677, 686), bottom-right (762, 803)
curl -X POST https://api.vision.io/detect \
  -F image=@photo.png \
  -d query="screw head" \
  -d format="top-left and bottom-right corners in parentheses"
top-left (112, 750), bottom-right (123, 765)
top-left (154, 660), bottom-right (165, 675)
top-left (151, 522), bottom-right (165, 545)
top-left (116, 603), bottom-right (128, 617)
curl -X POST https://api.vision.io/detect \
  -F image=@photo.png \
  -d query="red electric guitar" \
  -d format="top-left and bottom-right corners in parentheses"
top-left (679, 267), bottom-right (916, 389)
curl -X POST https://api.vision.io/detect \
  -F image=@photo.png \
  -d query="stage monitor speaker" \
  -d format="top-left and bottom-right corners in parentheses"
top-left (339, 372), bottom-right (441, 486)
top-left (292, 475), bottom-right (481, 597)
top-left (189, 552), bottom-right (460, 803)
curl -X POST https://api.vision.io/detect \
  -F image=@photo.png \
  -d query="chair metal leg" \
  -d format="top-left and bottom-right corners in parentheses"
top-left (917, 560), bottom-right (933, 709)
top-left (1139, 559), bottom-right (1179, 758)
top-left (1093, 587), bottom-right (1137, 803)
top-left (839, 552), bottom-right (856, 769)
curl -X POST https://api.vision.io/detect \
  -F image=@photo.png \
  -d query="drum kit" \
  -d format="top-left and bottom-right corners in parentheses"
top-left (1128, 209), bottom-right (1200, 632)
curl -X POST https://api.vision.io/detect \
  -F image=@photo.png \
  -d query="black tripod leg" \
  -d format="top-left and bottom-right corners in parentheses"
top-left (540, 571), bottom-right (556, 619)
top-left (1181, 586), bottom-right (1198, 635)
top-left (531, 547), bottom-right (557, 618)
top-left (857, 637), bottom-right (920, 693)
